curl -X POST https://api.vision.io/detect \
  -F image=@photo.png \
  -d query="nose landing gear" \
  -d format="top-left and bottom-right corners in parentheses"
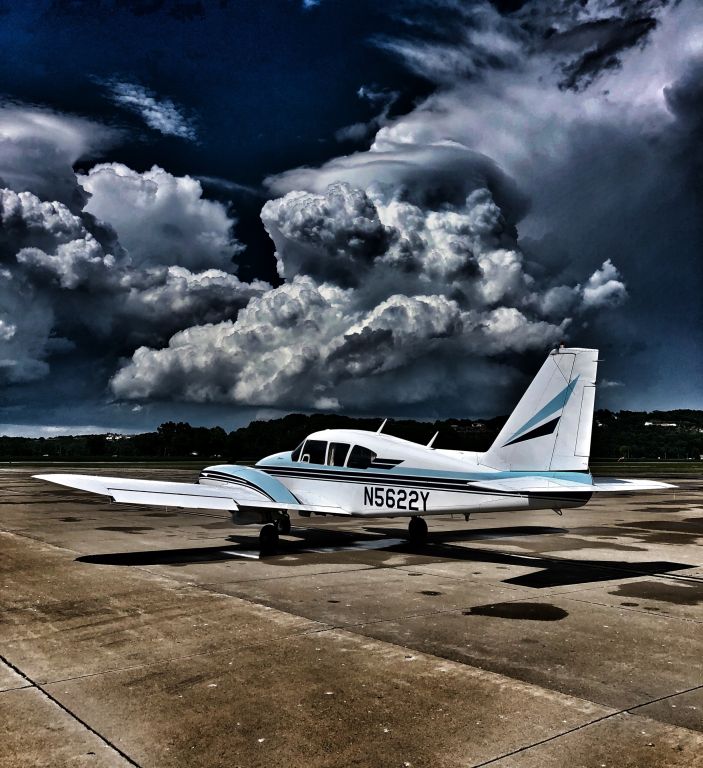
top-left (407, 516), bottom-right (428, 545)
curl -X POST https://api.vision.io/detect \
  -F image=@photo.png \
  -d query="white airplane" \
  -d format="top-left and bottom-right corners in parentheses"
top-left (36, 346), bottom-right (673, 552)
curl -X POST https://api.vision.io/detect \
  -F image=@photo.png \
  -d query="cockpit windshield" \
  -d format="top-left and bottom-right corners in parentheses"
top-left (291, 442), bottom-right (304, 462)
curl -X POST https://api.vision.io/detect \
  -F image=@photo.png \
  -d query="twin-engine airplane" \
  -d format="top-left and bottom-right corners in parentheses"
top-left (36, 347), bottom-right (673, 552)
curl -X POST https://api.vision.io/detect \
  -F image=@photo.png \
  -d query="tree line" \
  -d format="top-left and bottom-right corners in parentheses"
top-left (1, 409), bottom-right (702, 462)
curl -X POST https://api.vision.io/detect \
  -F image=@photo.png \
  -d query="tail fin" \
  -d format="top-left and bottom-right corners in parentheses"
top-left (481, 347), bottom-right (598, 472)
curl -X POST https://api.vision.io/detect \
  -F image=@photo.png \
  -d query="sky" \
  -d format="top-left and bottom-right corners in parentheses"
top-left (0, 0), bottom-right (701, 436)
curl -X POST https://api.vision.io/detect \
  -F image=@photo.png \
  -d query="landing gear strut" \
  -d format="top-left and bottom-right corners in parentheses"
top-left (407, 516), bottom-right (428, 545)
top-left (276, 513), bottom-right (292, 536)
top-left (259, 523), bottom-right (279, 553)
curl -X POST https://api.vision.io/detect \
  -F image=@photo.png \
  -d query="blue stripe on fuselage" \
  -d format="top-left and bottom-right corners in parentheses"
top-left (254, 458), bottom-right (592, 486)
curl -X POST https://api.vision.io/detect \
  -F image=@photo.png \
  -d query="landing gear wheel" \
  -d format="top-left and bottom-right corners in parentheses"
top-left (276, 514), bottom-right (291, 536)
top-left (259, 523), bottom-right (279, 553)
top-left (408, 516), bottom-right (428, 545)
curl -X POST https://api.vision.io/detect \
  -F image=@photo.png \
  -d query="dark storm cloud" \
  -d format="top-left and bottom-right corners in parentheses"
top-left (111, 0), bottom-right (702, 414)
top-left (0, 108), bottom-right (269, 387)
top-left (555, 16), bottom-right (659, 90)
top-left (384, 0), bottom-right (671, 91)
top-left (1, 0), bottom-right (701, 431)
top-left (0, 106), bottom-right (118, 211)
top-left (111, 170), bottom-right (617, 410)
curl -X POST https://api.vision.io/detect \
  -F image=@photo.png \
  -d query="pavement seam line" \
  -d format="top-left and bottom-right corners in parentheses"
top-left (0, 652), bottom-right (142, 768)
top-left (468, 681), bottom-right (703, 767)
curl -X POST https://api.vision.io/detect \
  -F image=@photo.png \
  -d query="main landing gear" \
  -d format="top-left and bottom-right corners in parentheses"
top-left (259, 524), bottom-right (279, 553)
top-left (259, 513), bottom-right (291, 553)
top-left (407, 516), bottom-right (428, 545)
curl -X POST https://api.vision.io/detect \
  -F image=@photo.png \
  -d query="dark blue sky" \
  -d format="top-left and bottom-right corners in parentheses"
top-left (0, 0), bottom-right (432, 282)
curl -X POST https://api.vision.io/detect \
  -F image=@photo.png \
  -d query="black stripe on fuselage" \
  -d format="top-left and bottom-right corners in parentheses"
top-left (258, 466), bottom-right (591, 503)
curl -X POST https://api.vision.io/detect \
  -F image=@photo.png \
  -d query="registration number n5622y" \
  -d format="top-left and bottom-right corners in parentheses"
top-left (363, 486), bottom-right (429, 511)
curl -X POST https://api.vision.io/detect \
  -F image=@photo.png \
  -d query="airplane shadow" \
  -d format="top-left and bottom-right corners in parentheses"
top-left (75, 524), bottom-right (694, 589)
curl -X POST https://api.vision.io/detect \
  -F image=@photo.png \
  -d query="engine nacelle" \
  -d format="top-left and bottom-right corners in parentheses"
top-left (231, 508), bottom-right (267, 526)
top-left (199, 464), bottom-right (299, 526)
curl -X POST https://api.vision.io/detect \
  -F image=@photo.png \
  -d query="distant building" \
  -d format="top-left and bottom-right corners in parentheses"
top-left (644, 421), bottom-right (677, 427)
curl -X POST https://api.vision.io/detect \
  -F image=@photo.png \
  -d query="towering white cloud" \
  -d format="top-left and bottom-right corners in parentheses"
top-left (79, 164), bottom-right (244, 271)
top-left (110, 176), bottom-right (575, 410)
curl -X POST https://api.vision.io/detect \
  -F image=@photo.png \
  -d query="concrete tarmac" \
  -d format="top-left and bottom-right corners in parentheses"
top-left (1, 464), bottom-right (703, 767)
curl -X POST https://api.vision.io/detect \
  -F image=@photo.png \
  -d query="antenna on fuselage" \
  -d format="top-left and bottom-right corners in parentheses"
top-left (426, 431), bottom-right (439, 448)
top-left (376, 418), bottom-right (387, 433)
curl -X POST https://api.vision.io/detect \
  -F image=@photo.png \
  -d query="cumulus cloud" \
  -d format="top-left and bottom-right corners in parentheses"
top-left (79, 163), bottom-right (244, 271)
top-left (110, 175), bottom-right (576, 411)
top-left (110, 0), bottom-right (703, 414)
top-left (261, 182), bottom-right (395, 286)
top-left (103, 81), bottom-right (197, 141)
top-left (581, 259), bottom-right (628, 309)
top-left (0, 116), bottom-right (269, 385)
top-left (0, 182), bottom-right (266, 348)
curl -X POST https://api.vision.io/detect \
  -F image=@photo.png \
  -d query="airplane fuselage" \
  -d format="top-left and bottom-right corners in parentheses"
top-left (199, 428), bottom-right (593, 518)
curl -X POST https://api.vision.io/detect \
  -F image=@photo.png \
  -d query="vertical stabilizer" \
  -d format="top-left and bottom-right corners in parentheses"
top-left (481, 347), bottom-right (599, 471)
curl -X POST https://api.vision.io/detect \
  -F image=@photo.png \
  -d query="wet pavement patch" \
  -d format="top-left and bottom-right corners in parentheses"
top-left (96, 526), bottom-right (154, 534)
top-left (463, 602), bottom-right (568, 621)
top-left (610, 579), bottom-right (703, 606)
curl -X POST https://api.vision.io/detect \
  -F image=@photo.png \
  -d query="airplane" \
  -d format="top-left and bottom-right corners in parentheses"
top-left (35, 346), bottom-right (674, 553)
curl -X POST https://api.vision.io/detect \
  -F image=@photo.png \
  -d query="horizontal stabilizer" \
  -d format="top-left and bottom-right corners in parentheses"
top-left (591, 477), bottom-right (676, 492)
top-left (470, 476), bottom-right (596, 494)
top-left (34, 474), bottom-right (348, 515)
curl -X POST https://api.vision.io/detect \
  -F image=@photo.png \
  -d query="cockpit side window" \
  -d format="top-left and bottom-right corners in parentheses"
top-left (291, 441), bottom-right (304, 462)
top-left (326, 442), bottom-right (350, 467)
top-left (301, 439), bottom-right (327, 465)
top-left (346, 445), bottom-right (376, 469)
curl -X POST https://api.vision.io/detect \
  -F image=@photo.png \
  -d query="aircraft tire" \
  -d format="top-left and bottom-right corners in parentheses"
top-left (276, 514), bottom-right (292, 535)
top-left (259, 523), bottom-right (279, 553)
top-left (408, 516), bottom-right (428, 544)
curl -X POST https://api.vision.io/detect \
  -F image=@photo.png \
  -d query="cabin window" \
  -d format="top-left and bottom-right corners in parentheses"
top-left (346, 445), bottom-right (376, 469)
top-left (326, 442), bottom-right (350, 467)
top-left (301, 439), bottom-right (327, 465)
top-left (291, 442), bottom-right (305, 462)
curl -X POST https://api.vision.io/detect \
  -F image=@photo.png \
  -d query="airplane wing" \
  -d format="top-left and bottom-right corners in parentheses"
top-left (469, 476), bottom-right (675, 495)
top-left (33, 473), bottom-right (349, 515)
